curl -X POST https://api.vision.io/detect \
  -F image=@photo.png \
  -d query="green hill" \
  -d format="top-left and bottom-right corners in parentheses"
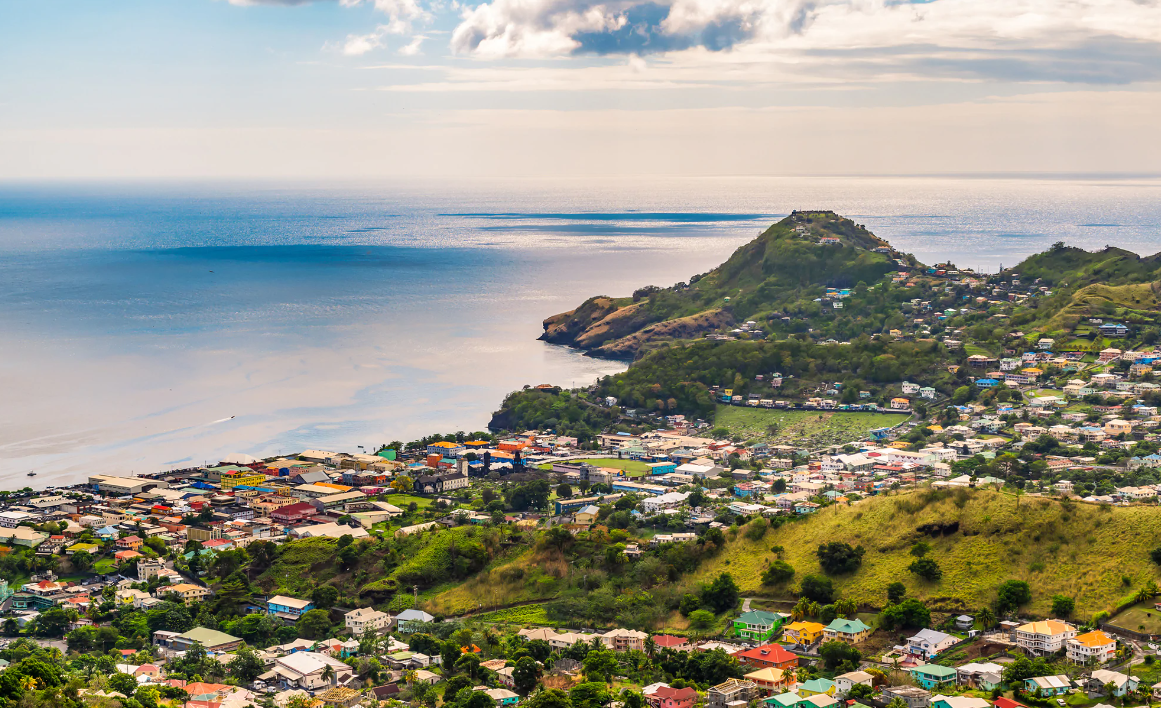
top-left (690, 487), bottom-right (1160, 619)
top-left (541, 211), bottom-right (911, 358)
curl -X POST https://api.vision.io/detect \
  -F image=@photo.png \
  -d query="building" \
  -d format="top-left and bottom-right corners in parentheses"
top-left (1087, 669), bottom-right (1137, 697)
top-left (733, 644), bottom-right (798, 670)
top-left (734, 611), bottom-right (787, 642)
top-left (931, 696), bottom-right (989, 708)
top-left (1067, 630), bottom-right (1116, 665)
top-left (164, 583), bottom-right (210, 603)
top-left (1014, 620), bottom-right (1077, 655)
top-left (267, 595), bottom-right (315, 621)
top-left (154, 627), bottom-right (242, 653)
top-left (706, 679), bottom-right (759, 708)
top-left (906, 629), bottom-right (957, 659)
top-left (648, 686), bottom-right (699, 708)
top-left (822, 618), bottom-right (871, 644)
top-left (833, 671), bottom-right (873, 698)
top-left (395, 608), bottom-right (435, 632)
top-left (345, 607), bottom-right (393, 633)
top-left (1023, 675), bottom-right (1071, 696)
top-left (955, 663), bottom-right (1003, 691)
top-left (271, 651), bottom-right (354, 690)
top-left (270, 502), bottom-right (319, 525)
top-left (783, 621), bottom-right (825, 647)
top-left (603, 628), bottom-right (648, 652)
top-left (88, 474), bottom-right (169, 495)
top-left (880, 687), bottom-right (931, 708)
top-left (797, 678), bottom-right (834, 697)
top-left (910, 665), bottom-right (957, 690)
top-left (745, 668), bottom-right (794, 694)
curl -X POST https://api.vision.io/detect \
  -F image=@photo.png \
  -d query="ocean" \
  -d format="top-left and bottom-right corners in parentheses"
top-left (1, 175), bottom-right (1160, 486)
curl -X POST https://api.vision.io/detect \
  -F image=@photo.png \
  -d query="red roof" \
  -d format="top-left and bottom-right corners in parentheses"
top-left (733, 644), bottom-right (797, 664)
top-left (652, 635), bottom-right (689, 648)
top-left (994, 699), bottom-right (1025, 708)
top-left (654, 687), bottom-right (698, 701)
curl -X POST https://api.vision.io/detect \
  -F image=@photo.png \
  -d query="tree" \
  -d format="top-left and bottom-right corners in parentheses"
top-left (527, 689), bottom-right (572, 708)
top-left (819, 641), bottom-right (862, 670)
top-left (464, 691), bottom-right (495, 708)
top-left (443, 676), bottom-right (473, 704)
top-left (761, 560), bottom-right (795, 585)
top-left (800, 575), bottom-right (836, 604)
top-left (544, 526), bottom-right (573, 553)
top-left (886, 582), bottom-right (906, 605)
top-left (455, 653), bottom-right (482, 680)
top-left (570, 682), bottom-right (612, 708)
top-left (700, 573), bottom-right (740, 613)
top-left (908, 557), bottom-right (942, 581)
top-left (976, 607), bottom-right (996, 630)
top-left (526, 639), bottom-right (551, 662)
top-left (879, 598), bottom-right (930, 630)
top-left (108, 672), bottom-right (139, 697)
top-left (296, 609), bottom-right (333, 639)
top-left (688, 610), bottom-right (716, 630)
top-left (1051, 595), bottom-right (1075, 619)
top-left (71, 551), bottom-right (93, 572)
top-left (513, 656), bottom-right (541, 695)
top-left (311, 586), bottom-right (339, 609)
top-left (227, 645), bottom-right (264, 682)
top-left (996, 580), bottom-right (1032, 613)
top-left (556, 483), bottom-right (573, 499)
top-left (849, 684), bottom-right (875, 700)
top-left (816, 542), bottom-right (865, 574)
top-left (582, 647), bottom-right (619, 683)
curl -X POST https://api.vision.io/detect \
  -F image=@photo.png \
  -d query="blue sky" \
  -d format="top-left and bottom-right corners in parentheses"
top-left (2, 0), bottom-right (1160, 178)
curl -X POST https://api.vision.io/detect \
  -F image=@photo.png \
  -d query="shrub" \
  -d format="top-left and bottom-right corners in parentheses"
top-left (816, 542), bottom-right (865, 575)
top-left (761, 560), bottom-right (795, 586)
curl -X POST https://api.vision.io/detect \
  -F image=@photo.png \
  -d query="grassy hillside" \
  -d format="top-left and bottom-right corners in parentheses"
top-left (1037, 281), bottom-right (1161, 335)
top-left (1008, 244), bottom-right (1161, 290)
top-left (689, 487), bottom-right (1160, 619)
top-left (714, 406), bottom-right (905, 447)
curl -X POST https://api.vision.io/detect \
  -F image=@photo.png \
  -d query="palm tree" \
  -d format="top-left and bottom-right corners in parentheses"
top-left (976, 607), bottom-right (996, 630)
top-left (321, 664), bottom-right (335, 687)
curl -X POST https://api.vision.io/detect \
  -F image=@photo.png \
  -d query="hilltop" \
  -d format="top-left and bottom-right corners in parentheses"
top-left (690, 487), bottom-right (1159, 619)
top-left (541, 211), bottom-right (913, 359)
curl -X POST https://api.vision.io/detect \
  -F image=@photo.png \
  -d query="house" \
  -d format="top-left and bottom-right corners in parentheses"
top-left (833, 671), bottom-right (873, 698)
top-left (733, 644), bottom-right (798, 670)
top-left (1087, 669), bottom-right (1137, 697)
top-left (822, 618), bottom-right (871, 644)
top-left (345, 607), bottom-right (393, 633)
top-left (954, 615), bottom-right (974, 631)
top-left (163, 583), bottom-right (210, 603)
top-left (648, 686), bottom-right (699, 708)
top-left (652, 635), bottom-right (690, 652)
top-left (267, 595), bottom-right (315, 621)
top-left (746, 668), bottom-right (794, 694)
top-left (395, 608), bottom-right (435, 632)
top-left (154, 627), bottom-right (242, 653)
top-left (880, 687), bottom-right (930, 708)
top-left (796, 678), bottom-right (834, 698)
top-left (1014, 620), bottom-right (1076, 655)
top-left (906, 629), bottom-right (957, 659)
top-left (890, 398), bottom-right (911, 410)
top-left (783, 621), bottom-right (826, 646)
top-left (734, 611), bottom-right (787, 642)
top-left (270, 651), bottom-right (354, 690)
top-left (910, 664), bottom-right (957, 690)
top-left (1067, 630), bottom-right (1116, 664)
top-left (603, 627), bottom-right (648, 652)
top-left (955, 663), bottom-right (1003, 691)
top-left (706, 678), bottom-right (760, 708)
top-left (483, 688), bottom-right (521, 706)
top-left (1023, 675), bottom-right (1071, 696)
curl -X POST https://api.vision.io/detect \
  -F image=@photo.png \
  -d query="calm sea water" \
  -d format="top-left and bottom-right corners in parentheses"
top-left (1, 175), bottom-right (1160, 486)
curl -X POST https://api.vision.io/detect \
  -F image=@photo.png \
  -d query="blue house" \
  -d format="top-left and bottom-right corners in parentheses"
top-left (95, 526), bottom-right (119, 540)
top-left (1024, 676), bottom-right (1071, 696)
top-left (267, 595), bottom-right (314, 621)
top-left (975, 378), bottom-right (999, 388)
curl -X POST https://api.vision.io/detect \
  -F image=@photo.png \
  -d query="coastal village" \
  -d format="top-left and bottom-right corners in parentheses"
top-left (3, 221), bottom-right (1161, 708)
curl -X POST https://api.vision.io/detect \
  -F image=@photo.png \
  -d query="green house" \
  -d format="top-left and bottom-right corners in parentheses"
top-left (734, 610), bottom-right (787, 641)
top-left (910, 664), bottom-right (957, 690)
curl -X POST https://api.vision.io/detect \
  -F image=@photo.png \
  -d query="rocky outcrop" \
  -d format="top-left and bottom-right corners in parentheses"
top-left (588, 309), bottom-right (735, 358)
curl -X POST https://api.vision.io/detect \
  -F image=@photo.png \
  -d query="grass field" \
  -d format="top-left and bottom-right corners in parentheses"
top-left (383, 493), bottom-right (435, 509)
top-left (538, 458), bottom-right (653, 476)
top-left (687, 487), bottom-right (1158, 617)
top-left (1107, 602), bottom-right (1161, 634)
top-left (475, 604), bottom-right (551, 625)
top-left (715, 406), bottom-right (904, 447)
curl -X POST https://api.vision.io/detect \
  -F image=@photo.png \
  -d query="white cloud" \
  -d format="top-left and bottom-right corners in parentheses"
top-left (399, 35), bottom-right (428, 54)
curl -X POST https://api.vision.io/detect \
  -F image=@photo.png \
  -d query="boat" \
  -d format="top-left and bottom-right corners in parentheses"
top-left (27, 471), bottom-right (36, 477)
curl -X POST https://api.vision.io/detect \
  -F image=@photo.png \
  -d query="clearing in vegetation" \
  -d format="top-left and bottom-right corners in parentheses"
top-left (715, 406), bottom-right (905, 448)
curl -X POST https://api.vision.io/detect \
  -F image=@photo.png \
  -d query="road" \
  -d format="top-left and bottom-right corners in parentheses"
top-left (742, 598), bottom-right (752, 612)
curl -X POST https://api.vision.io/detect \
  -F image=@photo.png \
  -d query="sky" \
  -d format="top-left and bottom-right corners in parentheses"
top-left (1, 0), bottom-right (1160, 179)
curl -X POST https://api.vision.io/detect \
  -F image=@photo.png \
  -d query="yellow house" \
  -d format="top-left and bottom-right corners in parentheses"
top-left (784, 621), bottom-right (826, 646)
top-left (166, 583), bottom-right (211, 602)
top-left (220, 470), bottom-right (267, 491)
